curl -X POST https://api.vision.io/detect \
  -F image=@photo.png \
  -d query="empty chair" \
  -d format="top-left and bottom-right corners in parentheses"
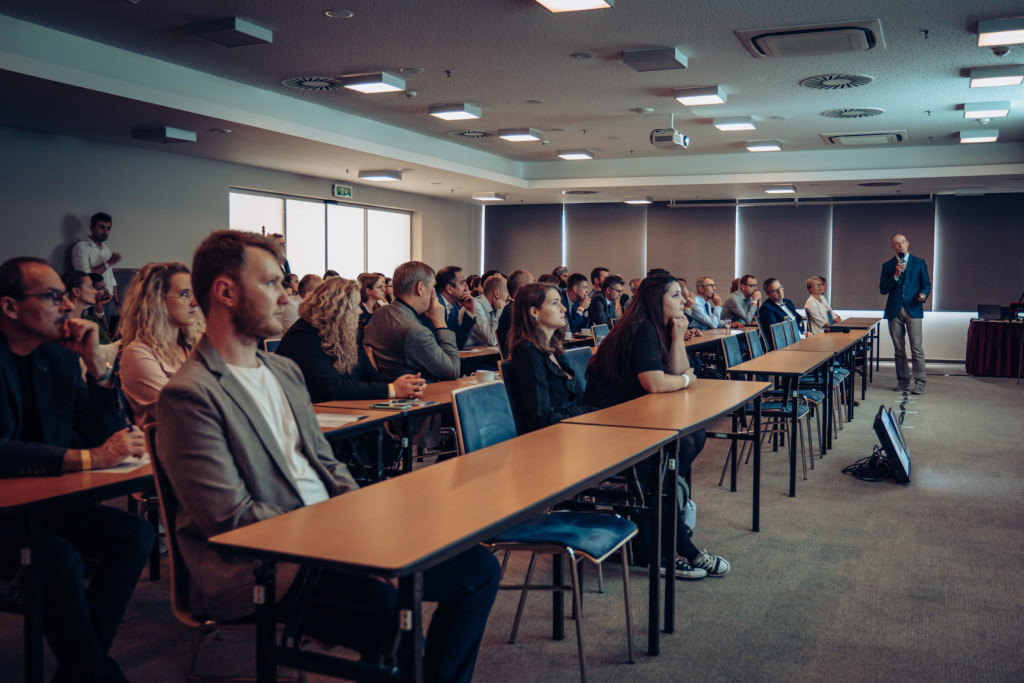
top-left (770, 322), bottom-right (789, 350)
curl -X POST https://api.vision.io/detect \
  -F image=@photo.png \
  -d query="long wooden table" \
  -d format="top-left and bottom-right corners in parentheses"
top-left (841, 316), bottom-right (882, 379)
top-left (0, 465), bottom-right (155, 683)
top-left (313, 406), bottom-right (402, 481)
top-left (786, 329), bottom-right (869, 424)
top-left (209, 423), bottom-right (677, 682)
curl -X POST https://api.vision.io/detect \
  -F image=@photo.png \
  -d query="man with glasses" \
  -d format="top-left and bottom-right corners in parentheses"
top-left (758, 278), bottom-right (805, 345)
top-left (588, 273), bottom-right (625, 327)
top-left (0, 256), bottom-right (153, 682)
top-left (689, 276), bottom-right (744, 331)
top-left (724, 274), bottom-right (762, 325)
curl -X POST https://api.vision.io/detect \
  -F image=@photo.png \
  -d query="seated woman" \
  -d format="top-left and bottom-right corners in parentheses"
top-left (804, 276), bottom-right (841, 335)
top-left (118, 262), bottom-right (204, 427)
top-left (584, 271), bottom-right (730, 580)
top-left (505, 282), bottom-right (592, 433)
top-left (275, 276), bottom-right (424, 403)
top-left (357, 272), bottom-right (387, 332)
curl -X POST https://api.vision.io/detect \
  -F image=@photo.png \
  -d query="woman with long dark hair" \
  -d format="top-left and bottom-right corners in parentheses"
top-left (505, 282), bottom-right (591, 433)
top-left (357, 272), bottom-right (387, 331)
top-left (584, 271), bottom-right (730, 580)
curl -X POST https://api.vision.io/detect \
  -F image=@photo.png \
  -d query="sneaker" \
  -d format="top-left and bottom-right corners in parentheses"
top-left (659, 557), bottom-right (707, 580)
top-left (689, 549), bottom-right (730, 577)
top-left (893, 381), bottom-right (909, 392)
top-left (911, 383), bottom-right (927, 395)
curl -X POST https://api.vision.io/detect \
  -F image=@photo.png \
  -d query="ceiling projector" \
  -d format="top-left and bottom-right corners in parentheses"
top-left (650, 128), bottom-right (690, 151)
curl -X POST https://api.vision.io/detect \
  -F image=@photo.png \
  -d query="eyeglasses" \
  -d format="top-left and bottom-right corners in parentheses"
top-left (767, 286), bottom-right (784, 294)
top-left (700, 283), bottom-right (717, 289)
top-left (15, 289), bottom-right (68, 305)
top-left (167, 289), bottom-right (194, 301)
top-left (742, 282), bottom-right (757, 288)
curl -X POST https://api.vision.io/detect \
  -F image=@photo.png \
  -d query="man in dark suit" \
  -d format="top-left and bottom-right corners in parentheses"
top-left (564, 272), bottom-right (592, 333)
top-left (589, 274), bottom-right (625, 327)
top-left (0, 256), bottom-right (152, 683)
top-left (434, 265), bottom-right (477, 349)
top-left (880, 233), bottom-right (931, 394)
top-left (758, 278), bottom-right (804, 348)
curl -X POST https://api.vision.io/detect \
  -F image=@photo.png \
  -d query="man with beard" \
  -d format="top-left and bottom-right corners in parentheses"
top-left (72, 212), bottom-right (121, 318)
top-left (158, 232), bottom-right (498, 682)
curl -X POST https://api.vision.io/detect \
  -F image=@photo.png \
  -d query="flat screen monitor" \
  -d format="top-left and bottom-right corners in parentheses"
top-left (591, 324), bottom-right (609, 347)
top-left (873, 406), bottom-right (911, 483)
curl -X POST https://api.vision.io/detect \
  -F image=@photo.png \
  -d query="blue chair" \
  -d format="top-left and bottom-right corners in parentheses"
top-left (263, 338), bottom-right (281, 353)
top-left (560, 346), bottom-right (593, 392)
top-left (449, 382), bottom-right (637, 681)
top-left (770, 322), bottom-right (789, 350)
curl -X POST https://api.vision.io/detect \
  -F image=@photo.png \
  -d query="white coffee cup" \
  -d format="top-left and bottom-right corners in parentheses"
top-left (474, 370), bottom-right (496, 383)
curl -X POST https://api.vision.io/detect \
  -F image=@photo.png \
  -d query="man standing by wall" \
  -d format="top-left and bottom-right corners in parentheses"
top-left (880, 234), bottom-right (930, 395)
top-left (71, 212), bottom-right (121, 320)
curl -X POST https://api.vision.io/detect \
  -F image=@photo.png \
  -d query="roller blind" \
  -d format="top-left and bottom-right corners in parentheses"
top-left (483, 204), bottom-right (563, 277)
top-left (564, 203), bottom-right (646, 282)
top-left (646, 204), bottom-right (736, 284)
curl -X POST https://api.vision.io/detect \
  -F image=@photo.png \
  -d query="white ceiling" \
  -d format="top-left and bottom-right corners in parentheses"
top-left (1, 0), bottom-right (1023, 204)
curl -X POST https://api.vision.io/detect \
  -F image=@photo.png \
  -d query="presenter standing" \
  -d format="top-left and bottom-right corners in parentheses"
top-left (880, 234), bottom-right (930, 394)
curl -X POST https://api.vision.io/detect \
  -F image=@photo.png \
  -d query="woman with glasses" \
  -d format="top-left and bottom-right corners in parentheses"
top-left (117, 262), bottom-right (204, 427)
top-left (584, 271), bottom-right (730, 581)
top-left (804, 276), bottom-right (841, 334)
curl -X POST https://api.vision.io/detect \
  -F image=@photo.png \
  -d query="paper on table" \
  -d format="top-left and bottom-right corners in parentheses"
top-left (316, 413), bottom-right (368, 428)
top-left (92, 454), bottom-right (151, 473)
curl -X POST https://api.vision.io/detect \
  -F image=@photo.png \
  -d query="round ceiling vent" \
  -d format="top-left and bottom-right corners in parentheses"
top-left (799, 74), bottom-right (874, 90)
top-left (822, 107), bottom-right (884, 119)
top-left (448, 130), bottom-right (495, 139)
top-left (281, 76), bottom-right (344, 91)
top-left (858, 181), bottom-right (903, 187)
top-left (563, 190), bottom-right (598, 195)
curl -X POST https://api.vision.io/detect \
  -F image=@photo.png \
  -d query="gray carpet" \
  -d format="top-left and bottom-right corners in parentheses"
top-left (4, 365), bottom-right (1023, 682)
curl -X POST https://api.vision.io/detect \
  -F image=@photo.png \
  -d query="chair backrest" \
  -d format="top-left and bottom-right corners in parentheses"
top-left (561, 346), bottom-right (592, 393)
top-left (720, 334), bottom-right (744, 369)
top-left (826, 310), bottom-right (835, 326)
top-left (591, 324), bottom-right (609, 347)
top-left (262, 338), bottom-right (281, 353)
top-left (786, 318), bottom-right (801, 341)
top-left (364, 344), bottom-right (379, 371)
top-left (497, 360), bottom-right (526, 435)
top-left (770, 322), bottom-right (789, 350)
top-left (746, 329), bottom-right (765, 358)
top-left (145, 425), bottom-right (199, 626)
top-left (450, 381), bottom-right (519, 454)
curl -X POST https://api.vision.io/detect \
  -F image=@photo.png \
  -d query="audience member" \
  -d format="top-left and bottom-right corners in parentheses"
top-left (71, 212), bottom-right (121, 315)
top-left (157, 232), bottom-right (498, 682)
top-left (590, 266), bottom-right (609, 292)
top-left (588, 274), bottom-right (624, 327)
top-left (324, 269), bottom-right (340, 279)
top-left (383, 276), bottom-right (394, 303)
top-left (496, 269), bottom-right (534, 355)
top-left (536, 274), bottom-right (560, 287)
top-left (583, 272), bottom-right (730, 580)
top-left (276, 277), bottom-right (424, 402)
top-left (564, 272), bottom-right (592, 334)
top-left (281, 273), bottom-right (302, 331)
top-left (269, 233), bottom-right (290, 275)
top-left (63, 270), bottom-right (111, 344)
top-left (365, 261), bottom-right (462, 382)
top-left (804, 277), bottom-right (841, 335)
top-left (357, 272), bottom-right (387, 331)
top-left (551, 266), bottom-right (569, 288)
top-left (118, 262), bottom-right (204, 427)
top-left (298, 273), bottom-right (323, 299)
top-left (0, 256), bottom-right (152, 683)
top-left (283, 273), bottom-right (299, 295)
top-left (434, 265), bottom-right (477, 348)
top-left (464, 274), bottom-right (508, 348)
top-left (467, 274), bottom-right (483, 297)
top-left (86, 273), bottom-right (114, 333)
top-left (723, 273), bottom-right (762, 325)
top-left (689, 276), bottom-right (742, 330)
top-left (759, 278), bottom-right (805, 342)
top-left (880, 233), bottom-right (930, 394)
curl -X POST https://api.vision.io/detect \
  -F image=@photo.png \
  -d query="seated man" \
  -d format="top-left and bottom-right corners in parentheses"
top-left (157, 232), bottom-right (499, 682)
top-left (434, 265), bottom-right (477, 349)
top-left (689, 277), bottom-right (743, 331)
top-left (465, 274), bottom-right (508, 348)
top-left (723, 273), bottom-right (762, 325)
top-left (365, 261), bottom-right (462, 382)
top-left (588, 274), bottom-right (625, 327)
top-left (759, 278), bottom-right (805, 344)
top-left (0, 257), bottom-right (152, 683)
top-left (565, 272), bottom-right (592, 334)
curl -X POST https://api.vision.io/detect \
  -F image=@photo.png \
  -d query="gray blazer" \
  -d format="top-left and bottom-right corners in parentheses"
top-left (363, 298), bottom-right (461, 382)
top-left (157, 336), bottom-right (358, 621)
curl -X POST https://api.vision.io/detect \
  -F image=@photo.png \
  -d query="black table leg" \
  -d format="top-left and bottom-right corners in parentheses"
top-left (397, 573), bottom-right (424, 683)
top-left (254, 560), bottom-right (278, 683)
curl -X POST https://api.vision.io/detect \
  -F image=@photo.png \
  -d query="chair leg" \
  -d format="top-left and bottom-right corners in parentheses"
top-left (509, 552), bottom-right (538, 644)
top-left (566, 552), bottom-right (587, 683)
top-left (619, 546), bottom-right (635, 664)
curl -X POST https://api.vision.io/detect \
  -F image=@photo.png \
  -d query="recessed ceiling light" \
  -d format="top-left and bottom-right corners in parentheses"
top-left (341, 72), bottom-right (406, 93)
top-left (713, 116), bottom-right (756, 131)
top-left (557, 149), bottom-right (595, 160)
top-left (969, 65), bottom-right (1024, 87)
top-left (959, 129), bottom-right (999, 143)
top-left (963, 101), bottom-right (1010, 118)
top-left (428, 103), bottom-right (482, 120)
top-left (358, 170), bottom-right (402, 181)
top-left (535, 0), bottom-right (613, 12)
top-left (472, 192), bottom-right (508, 201)
top-left (978, 17), bottom-right (1024, 46)
top-left (764, 184), bottom-right (796, 194)
top-left (208, 128), bottom-right (232, 134)
top-left (131, 126), bottom-right (196, 143)
top-left (745, 140), bottom-right (781, 152)
top-left (623, 196), bottom-right (653, 204)
top-left (324, 9), bottom-right (354, 19)
top-left (673, 86), bottom-right (726, 106)
top-left (498, 128), bottom-right (543, 142)
top-left (187, 17), bottom-right (273, 47)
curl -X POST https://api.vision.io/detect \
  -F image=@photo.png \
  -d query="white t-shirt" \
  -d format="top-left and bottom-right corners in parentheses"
top-left (70, 238), bottom-right (117, 290)
top-left (226, 360), bottom-right (329, 506)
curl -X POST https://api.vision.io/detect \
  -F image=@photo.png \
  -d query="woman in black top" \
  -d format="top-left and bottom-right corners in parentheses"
top-left (585, 272), bottom-right (730, 580)
top-left (357, 272), bottom-right (387, 332)
top-left (505, 282), bottom-right (592, 433)
top-left (275, 277), bottom-right (425, 403)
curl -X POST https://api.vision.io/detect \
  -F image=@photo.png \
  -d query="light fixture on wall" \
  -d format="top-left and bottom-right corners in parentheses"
top-left (959, 129), bottom-right (999, 143)
top-left (745, 139), bottom-right (782, 152)
top-left (764, 184), bottom-right (796, 194)
top-left (623, 196), bottom-right (653, 204)
top-left (963, 101), bottom-right (1011, 118)
top-left (534, 0), bottom-right (612, 12)
top-left (557, 149), bottom-right (595, 160)
top-left (472, 192), bottom-right (508, 201)
top-left (968, 65), bottom-right (1024, 87)
top-left (428, 103), bottom-right (482, 120)
top-left (497, 127), bottom-right (543, 142)
top-left (342, 72), bottom-right (406, 93)
top-left (131, 126), bottom-right (197, 143)
top-left (713, 116), bottom-right (756, 131)
top-left (358, 170), bottom-right (403, 181)
top-left (673, 86), bottom-right (726, 106)
top-left (187, 17), bottom-right (273, 47)
top-left (623, 47), bottom-right (688, 71)
top-left (977, 17), bottom-right (1024, 46)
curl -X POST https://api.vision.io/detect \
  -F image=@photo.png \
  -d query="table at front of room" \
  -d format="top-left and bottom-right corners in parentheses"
top-left (209, 423), bottom-right (678, 682)
top-left (965, 319), bottom-right (1023, 377)
top-left (0, 465), bottom-right (155, 683)
top-left (725, 350), bottom-right (834, 498)
top-left (838, 317), bottom-right (882, 388)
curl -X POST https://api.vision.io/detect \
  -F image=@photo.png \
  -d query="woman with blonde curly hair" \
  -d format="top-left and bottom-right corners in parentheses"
top-left (275, 277), bottom-right (425, 403)
top-left (118, 262), bottom-right (204, 427)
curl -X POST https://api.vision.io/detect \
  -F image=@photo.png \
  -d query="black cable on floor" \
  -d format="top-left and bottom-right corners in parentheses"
top-left (842, 446), bottom-right (892, 482)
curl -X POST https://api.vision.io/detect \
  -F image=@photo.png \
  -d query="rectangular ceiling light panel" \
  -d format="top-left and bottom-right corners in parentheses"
top-left (978, 18), bottom-right (1024, 47)
top-left (535, 0), bottom-right (612, 12)
top-left (188, 17), bottom-right (273, 47)
top-left (623, 47), bottom-right (688, 71)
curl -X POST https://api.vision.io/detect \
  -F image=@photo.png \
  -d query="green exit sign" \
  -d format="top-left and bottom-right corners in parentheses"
top-left (332, 184), bottom-right (353, 199)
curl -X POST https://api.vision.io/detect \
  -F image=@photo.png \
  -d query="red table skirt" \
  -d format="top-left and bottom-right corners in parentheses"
top-left (965, 320), bottom-right (1023, 377)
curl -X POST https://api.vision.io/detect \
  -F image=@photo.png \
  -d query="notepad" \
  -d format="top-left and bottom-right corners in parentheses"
top-left (316, 413), bottom-right (368, 428)
top-left (92, 454), bottom-right (151, 474)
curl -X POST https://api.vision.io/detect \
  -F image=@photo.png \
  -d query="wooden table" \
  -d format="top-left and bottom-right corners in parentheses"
top-left (209, 423), bottom-right (677, 682)
top-left (787, 329), bottom-right (869, 422)
top-left (458, 345), bottom-right (500, 360)
top-left (841, 316), bottom-right (882, 378)
top-left (725, 350), bottom-right (833, 497)
top-left (0, 465), bottom-right (155, 683)
top-left (313, 406), bottom-right (403, 481)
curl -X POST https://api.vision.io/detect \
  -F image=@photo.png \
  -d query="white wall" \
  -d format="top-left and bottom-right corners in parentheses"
top-left (834, 310), bottom-right (973, 364)
top-left (0, 126), bottom-right (481, 277)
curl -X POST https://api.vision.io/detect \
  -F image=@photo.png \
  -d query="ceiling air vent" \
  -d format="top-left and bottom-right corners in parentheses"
top-left (448, 130), bottom-right (495, 139)
top-left (800, 74), bottom-right (874, 90)
top-left (736, 20), bottom-right (884, 59)
top-left (858, 182), bottom-right (903, 187)
top-left (822, 131), bottom-right (906, 146)
top-left (563, 190), bottom-right (598, 195)
top-left (822, 107), bottom-right (884, 119)
top-left (281, 76), bottom-right (344, 91)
